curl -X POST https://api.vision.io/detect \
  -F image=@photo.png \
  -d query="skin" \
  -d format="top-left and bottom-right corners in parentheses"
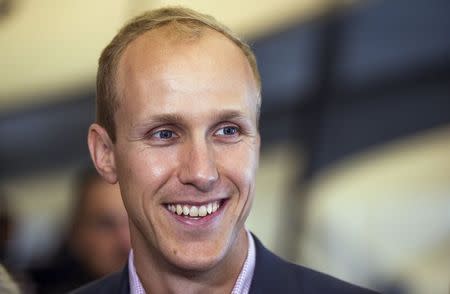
top-left (71, 179), bottom-right (130, 278)
top-left (88, 25), bottom-right (260, 293)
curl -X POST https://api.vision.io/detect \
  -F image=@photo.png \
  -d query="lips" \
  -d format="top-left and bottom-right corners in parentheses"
top-left (166, 200), bottom-right (221, 218)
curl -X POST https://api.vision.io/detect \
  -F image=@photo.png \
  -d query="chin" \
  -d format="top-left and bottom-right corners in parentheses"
top-left (164, 240), bottom-right (230, 273)
top-left (173, 257), bottom-right (220, 273)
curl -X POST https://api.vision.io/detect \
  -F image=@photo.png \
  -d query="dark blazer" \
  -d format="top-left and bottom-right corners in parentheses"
top-left (71, 236), bottom-right (379, 293)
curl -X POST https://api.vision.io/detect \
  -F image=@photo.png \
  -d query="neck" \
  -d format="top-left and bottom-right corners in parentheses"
top-left (131, 226), bottom-right (249, 294)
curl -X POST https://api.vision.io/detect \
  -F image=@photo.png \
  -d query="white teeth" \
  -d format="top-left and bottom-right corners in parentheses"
top-left (189, 206), bottom-right (199, 217)
top-left (198, 206), bottom-right (207, 217)
top-left (176, 205), bottom-right (183, 215)
top-left (207, 203), bottom-right (213, 214)
top-left (168, 201), bottom-right (221, 218)
top-left (183, 205), bottom-right (190, 216)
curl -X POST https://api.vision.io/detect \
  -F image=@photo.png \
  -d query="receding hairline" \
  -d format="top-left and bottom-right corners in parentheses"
top-left (115, 23), bottom-right (260, 105)
top-left (116, 22), bottom-right (259, 94)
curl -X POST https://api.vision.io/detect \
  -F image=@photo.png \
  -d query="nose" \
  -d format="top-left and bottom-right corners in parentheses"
top-left (178, 138), bottom-right (219, 192)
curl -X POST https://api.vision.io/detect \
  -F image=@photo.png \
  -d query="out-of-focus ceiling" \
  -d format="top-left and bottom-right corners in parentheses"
top-left (0, 0), bottom-right (339, 111)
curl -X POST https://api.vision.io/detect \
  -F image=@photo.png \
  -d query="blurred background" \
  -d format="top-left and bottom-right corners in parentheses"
top-left (0, 0), bottom-right (449, 293)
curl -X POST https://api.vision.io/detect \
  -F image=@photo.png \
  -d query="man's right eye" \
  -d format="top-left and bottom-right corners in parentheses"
top-left (153, 130), bottom-right (174, 139)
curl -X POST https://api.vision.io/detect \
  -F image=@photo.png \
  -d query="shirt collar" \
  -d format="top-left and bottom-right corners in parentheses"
top-left (129, 230), bottom-right (256, 294)
top-left (128, 250), bottom-right (145, 294)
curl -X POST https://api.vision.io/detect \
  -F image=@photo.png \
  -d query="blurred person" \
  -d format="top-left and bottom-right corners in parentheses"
top-left (0, 192), bottom-right (14, 263)
top-left (1, 192), bottom-right (32, 293)
top-left (69, 167), bottom-right (131, 278)
top-left (29, 167), bottom-right (130, 293)
top-left (75, 6), bottom-right (378, 294)
top-left (0, 264), bottom-right (21, 294)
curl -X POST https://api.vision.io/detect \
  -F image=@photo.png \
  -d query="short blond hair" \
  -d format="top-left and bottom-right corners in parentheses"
top-left (96, 6), bottom-right (261, 142)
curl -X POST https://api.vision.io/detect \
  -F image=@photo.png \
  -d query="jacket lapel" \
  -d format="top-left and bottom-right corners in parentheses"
top-left (118, 263), bottom-right (131, 294)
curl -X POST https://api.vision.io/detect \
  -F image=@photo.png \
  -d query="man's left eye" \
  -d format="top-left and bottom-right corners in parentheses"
top-left (215, 126), bottom-right (239, 136)
top-left (153, 130), bottom-right (174, 139)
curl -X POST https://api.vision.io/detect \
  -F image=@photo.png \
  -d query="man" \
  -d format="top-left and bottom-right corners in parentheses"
top-left (77, 6), bottom-right (378, 293)
top-left (30, 168), bottom-right (130, 293)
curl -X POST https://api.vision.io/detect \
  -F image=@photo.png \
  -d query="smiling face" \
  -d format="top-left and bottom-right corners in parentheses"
top-left (89, 25), bottom-right (260, 275)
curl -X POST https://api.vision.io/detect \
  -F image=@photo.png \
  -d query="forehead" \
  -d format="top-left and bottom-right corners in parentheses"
top-left (114, 26), bottom-right (258, 122)
top-left (118, 24), bottom-right (249, 74)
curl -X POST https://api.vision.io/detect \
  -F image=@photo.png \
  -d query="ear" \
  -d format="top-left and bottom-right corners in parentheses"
top-left (87, 123), bottom-right (118, 184)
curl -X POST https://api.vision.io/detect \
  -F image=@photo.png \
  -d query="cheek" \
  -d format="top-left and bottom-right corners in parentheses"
top-left (115, 146), bottom-right (178, 213)
top-left (118, 146), bottom-right (176, 188)
top-left (219, 143), bottom-right (259, 191)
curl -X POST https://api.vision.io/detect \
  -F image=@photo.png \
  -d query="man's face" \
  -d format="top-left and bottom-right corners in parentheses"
top-left (106, 27), bottom-right (260, 271)
top-left (72, 180), bottom-right (130, 277)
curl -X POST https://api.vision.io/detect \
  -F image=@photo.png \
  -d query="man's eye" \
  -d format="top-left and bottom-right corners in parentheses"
top-left (216, 126), bottom-right (239, 136)
top-left (153, 130), bottom-right (174, 139)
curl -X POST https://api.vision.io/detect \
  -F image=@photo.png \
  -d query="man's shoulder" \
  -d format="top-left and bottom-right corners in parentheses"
top-left (69, 267), bottom-right (129, 294)
top-left (250, 234), bottom-right (379, 294)
top-left (70, 236), bottom-right (379, 294)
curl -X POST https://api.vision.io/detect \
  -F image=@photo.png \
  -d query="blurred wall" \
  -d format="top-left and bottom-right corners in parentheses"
top-left (0, 0), bottom-right (336, 110)
top-left (300, 126), bottom-right (450, 294)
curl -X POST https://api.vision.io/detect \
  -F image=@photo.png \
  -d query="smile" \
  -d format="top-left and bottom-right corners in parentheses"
top-left (166, 200), bottom-right (221, 218)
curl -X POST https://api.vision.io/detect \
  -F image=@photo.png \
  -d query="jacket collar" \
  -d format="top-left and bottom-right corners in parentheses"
top-left (249, 233), bottom-right (289, 293)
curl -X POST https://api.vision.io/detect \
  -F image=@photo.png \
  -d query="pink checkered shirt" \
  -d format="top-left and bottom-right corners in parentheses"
top-left (129, 230), bottom-right (256, 294)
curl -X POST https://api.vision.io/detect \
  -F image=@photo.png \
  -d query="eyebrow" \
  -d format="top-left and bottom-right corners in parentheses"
top-left (135, 110), bottom-right (250, 127)
top-left (210, 110), bottom-right (251, 123)
top-left (140, 113), bottom-right (186, 126)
